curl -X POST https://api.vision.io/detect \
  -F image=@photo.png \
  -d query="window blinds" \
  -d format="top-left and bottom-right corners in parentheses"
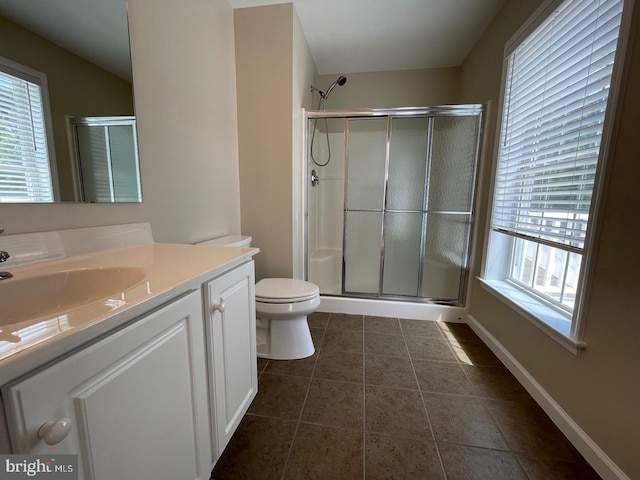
top-left (492, 0), bottom-right (624, 251)
top-left (0, 69), bottom-right (53, 202)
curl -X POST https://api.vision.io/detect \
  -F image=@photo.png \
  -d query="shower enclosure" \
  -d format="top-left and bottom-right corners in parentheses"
top-left (305, 105), bottom-right (484, 306)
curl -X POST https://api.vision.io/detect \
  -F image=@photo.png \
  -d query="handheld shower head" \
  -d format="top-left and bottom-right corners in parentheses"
top-left (309, 75), bottom-right (347, 167)
top-left (311, 75), bottom-right (347, 100)
top-left (323, 75), bottom-right (347, 99)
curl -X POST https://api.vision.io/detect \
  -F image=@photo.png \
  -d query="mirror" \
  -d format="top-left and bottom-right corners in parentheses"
top-left (0, 0), bottom-right (141, 203)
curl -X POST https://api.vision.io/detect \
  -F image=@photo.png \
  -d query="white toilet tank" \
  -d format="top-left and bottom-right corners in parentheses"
top-left (197, 235), bottom-right (252, 247)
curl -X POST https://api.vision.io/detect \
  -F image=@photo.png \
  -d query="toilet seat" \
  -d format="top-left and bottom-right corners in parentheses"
top-left (255, 278), bottom-right (319, 304)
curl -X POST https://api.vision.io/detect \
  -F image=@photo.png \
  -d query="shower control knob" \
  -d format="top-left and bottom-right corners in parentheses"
top-left (311, 169), bottom-right (320, 187)
top-left (212, 303), bottom-right (225, 313)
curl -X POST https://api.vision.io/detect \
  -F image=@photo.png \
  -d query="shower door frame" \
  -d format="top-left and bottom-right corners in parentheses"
top-left (305, 105), bottom-right (485, 307)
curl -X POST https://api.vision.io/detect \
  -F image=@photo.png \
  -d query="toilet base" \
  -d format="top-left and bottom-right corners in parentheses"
top-left (256, 315), bottom-right (315, 360)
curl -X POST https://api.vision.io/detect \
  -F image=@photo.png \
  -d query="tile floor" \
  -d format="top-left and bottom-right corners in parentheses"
top-left (211, 313), bottom-right (601, 480)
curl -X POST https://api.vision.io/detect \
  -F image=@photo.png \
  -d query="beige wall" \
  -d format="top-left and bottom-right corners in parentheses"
top-left (292, 8), bottom-right (317, 125)
top-left (0, 0), bottom-right (241, 244)
top-left (292, 8), bottom-right (318, 278)
top-left (460, 0), bottom-right (640, 477)
top-left (314, 68), bottom-right (460, 110)
top-left (235, 4), bottom-right (296, 280)
top-left (0, 15), bottom-right (133, 201)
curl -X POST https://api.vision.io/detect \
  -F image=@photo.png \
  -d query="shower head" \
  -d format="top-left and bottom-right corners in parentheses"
top-left (323, 75), bottom-right (347, 99)
top-left (311, 75), bottom-right (347, 100)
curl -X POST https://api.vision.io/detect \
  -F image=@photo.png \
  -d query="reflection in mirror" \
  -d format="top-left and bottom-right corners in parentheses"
top-left (69, 116), bottom-right (141, 203)
top-left (0, 57), bottom-right (59, 202)
top-left (0, 0), bottom-right (141, 203)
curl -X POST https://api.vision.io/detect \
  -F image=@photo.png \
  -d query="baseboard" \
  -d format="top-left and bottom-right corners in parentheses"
top-left (466, 314), bottom-right (629, 480)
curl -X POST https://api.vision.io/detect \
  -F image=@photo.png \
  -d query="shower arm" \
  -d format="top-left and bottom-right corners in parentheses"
top-left (311, 76), bottom-right (346, 100)
top-left (310, 86), bottom-right (325, 98)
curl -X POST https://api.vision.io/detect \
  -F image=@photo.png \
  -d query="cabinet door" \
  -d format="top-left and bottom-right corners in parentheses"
top-left (2, 291), bottom-right (211, 480)
top-left (206, 261), bottom-right (257, 458)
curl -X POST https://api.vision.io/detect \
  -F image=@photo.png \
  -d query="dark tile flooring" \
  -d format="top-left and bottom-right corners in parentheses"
top-left (211, 313), bottom-right (601, 480)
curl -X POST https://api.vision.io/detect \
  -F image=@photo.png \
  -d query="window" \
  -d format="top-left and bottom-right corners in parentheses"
top-left (481, 0), bottom-right (632, 351)
top-left (0, 57), bottom-right (57, 202)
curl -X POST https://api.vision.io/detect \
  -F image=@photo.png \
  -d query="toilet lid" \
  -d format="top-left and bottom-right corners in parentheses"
top-left (255, 278), bottom-right (319, 303)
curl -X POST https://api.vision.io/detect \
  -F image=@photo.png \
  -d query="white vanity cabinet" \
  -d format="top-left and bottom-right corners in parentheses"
top-left (2, 290), bottom-right (212, 480)
top-left (204, 260), bottom-right (258, 459)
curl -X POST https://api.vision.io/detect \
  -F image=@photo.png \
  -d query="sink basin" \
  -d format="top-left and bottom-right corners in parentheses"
top-left (0, 267), bottom-right (146, 326)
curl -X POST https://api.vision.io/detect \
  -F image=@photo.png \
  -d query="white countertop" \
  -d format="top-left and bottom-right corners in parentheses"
top-left (0, 242), bottom-right (258, 385)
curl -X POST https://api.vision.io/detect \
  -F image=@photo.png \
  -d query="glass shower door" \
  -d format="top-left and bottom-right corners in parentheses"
top-left (343, 118), bottom-right (387, 295)
top-left (71, 117), bottom-right (142, 203)
top-left (383, 117), bottom-right (430, 296)
top-left (421, 115), bottom-right (480, 300)
top-left (342, 113), bottom-right (481, 304)
top-left (309, 105), bottom-right (483, 306)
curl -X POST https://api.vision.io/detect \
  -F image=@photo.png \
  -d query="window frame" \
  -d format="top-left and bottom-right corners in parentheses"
top-left (0, 56), bottom-right (59, 202)
top-left (479, 0), bottom-right (637, 353)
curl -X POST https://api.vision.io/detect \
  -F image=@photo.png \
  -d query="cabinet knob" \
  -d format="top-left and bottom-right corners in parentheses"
top-left (212, 303), bottom-right (226, 313)
top-left (38, 418), bottom-right (72, 445)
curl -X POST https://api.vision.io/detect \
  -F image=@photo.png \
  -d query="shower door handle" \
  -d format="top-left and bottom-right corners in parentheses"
top-left (311, 170), bottom-right (320, 187)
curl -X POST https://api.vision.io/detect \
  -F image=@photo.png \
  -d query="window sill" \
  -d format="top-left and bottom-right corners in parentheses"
top-left (478, 278), bottom-right (586, 355)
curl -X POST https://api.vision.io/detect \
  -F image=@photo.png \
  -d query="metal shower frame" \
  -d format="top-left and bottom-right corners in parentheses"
top-left (305, 105), bottom-right (485, 306)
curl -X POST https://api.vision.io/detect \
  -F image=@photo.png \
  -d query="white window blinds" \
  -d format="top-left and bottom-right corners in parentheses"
top-left (492, 0), bottom-right (624, 251)
top-left (0, 67), bottom-right (54, 202)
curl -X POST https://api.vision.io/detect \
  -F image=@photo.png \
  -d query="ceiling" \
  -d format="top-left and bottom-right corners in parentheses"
top-left (0, 0), bottom-right (506, 80)
top-left (230, 0), bottom-right (507, 74)
top-left (0, 0), bottom-right (131, 80)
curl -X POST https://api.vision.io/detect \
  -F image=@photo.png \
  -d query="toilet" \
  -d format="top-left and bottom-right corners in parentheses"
top-left (254, 278), bottom-right (319, 360)
top-left (197, 235), bottom-right (319, 360)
